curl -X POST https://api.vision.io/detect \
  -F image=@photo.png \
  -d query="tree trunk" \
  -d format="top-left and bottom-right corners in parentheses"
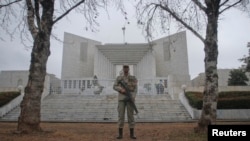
top-left (246, 55), bottom-right (250, 72)
top-left (17, 32), bottom-right (51, 133)
top-left (17, 0), bottom-right (54, 133)
top-left (195, 1), bottom-right (219, 132)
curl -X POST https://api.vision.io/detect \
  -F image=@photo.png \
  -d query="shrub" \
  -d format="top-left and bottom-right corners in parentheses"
top-left (228, 69), bottom-right (249, 86)
top-left (185, 91), bottom-right (250, 109)
top-left (0, 91), bottom-right (21, 107)
top-left (185, 92), bottom-right (203, 109)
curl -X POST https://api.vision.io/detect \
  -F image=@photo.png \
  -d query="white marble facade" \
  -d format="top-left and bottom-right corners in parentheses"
top-left (0, 70), bottom-right (60, 99)
top-left (61, 31), bottom-right (190, 98)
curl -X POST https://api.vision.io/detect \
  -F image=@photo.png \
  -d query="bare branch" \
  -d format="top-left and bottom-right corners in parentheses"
top-left (34, 0), bottom-right (41, 30)
top-left (25, 0), bottom-right (38, 39)
top-left (220, 0), bottom-right (229, 7)
top-left (219, 0), bottom-right (243, 14)
top-left (53, 0), bottom-right (86, 25)
top-left (157, 3), bottom-right (205, 42)
top-left (0, 0), bottom-right (22, 8)
top-left (145, 4), bottom-right (159, 40)
top-left (191, 0), bottom-right (207, 12)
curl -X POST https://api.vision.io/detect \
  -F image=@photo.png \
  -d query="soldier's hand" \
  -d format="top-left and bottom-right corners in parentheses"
top-left (120, 88), bottom-right (126, 94)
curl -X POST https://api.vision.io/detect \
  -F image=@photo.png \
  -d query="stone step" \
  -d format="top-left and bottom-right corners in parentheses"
top-left (0, 94), bottom-right (193, 122)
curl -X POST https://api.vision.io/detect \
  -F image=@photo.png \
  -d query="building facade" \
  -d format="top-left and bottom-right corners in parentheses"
top-left (191, 69), bottom-right (250, 87)
top-left (61, 31), bottom-right (190, 99)
top-left (0, 70), bottom-right (60, 99)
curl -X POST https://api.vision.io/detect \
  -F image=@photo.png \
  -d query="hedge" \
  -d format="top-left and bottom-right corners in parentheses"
top-left (0, 91), bottom-right (21, 107)
top-left (185, 91), bottom-right (250, 109)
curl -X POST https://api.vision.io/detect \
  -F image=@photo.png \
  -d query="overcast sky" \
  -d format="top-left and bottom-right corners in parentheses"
top-left (0, 2), bottom-right (250, 79)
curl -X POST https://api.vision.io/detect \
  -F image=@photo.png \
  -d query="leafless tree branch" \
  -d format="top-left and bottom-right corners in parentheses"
top-left (25, 0), bottom-right (38, 39)
top-left (0, 0), bottom-right (22, 8)
top-left (34, 0), bottom-right (41, 30)
top-left (157, 3), bottom-right (205, 42)
top-left (219, 0), bottom-right (243, 14)
top-left (53, 0), bottom-right (86, 25)
top-left (220, 0), bottom-right (229, 7)
top-left (191, 0), bottom-right (206, 12)
top-left (145, 4), bottom-right (159, 40)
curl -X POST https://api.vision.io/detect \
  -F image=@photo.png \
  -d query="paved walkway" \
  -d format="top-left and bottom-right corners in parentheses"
top-left (0, 94), bottom-right (193, 122)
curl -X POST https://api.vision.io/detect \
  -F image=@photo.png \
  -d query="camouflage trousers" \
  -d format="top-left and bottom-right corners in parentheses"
top-left (117, 100), bottom-right (135, 128)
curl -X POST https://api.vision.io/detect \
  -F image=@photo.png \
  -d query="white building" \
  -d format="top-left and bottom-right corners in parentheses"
top-left (2, 32), bottom-right (248, 99)
top-left (191, 69), bottom-right (250, 87)
top-left (61, 31), bottom-right (191, 99)
top-left (0, 70), bottom-right (61, 97)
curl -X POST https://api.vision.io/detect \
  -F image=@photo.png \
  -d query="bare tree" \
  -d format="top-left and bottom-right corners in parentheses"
top-left (242, 42), bottom-right (250, 72)
top-left (135, 0), bottom-right (249, 132)
top-left (0, 0), bottom-right (108, 133)
top-left (246, 42), bottom-right (250, 71)
top-left (239, 42), bottom-right (250, 71)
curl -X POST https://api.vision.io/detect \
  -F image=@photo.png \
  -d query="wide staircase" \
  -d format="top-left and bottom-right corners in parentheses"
top-left (0, 93), bottom-right (193, 122)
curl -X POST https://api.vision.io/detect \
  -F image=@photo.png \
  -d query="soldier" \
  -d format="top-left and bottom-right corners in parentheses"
top-left (113, 64), bottom-right (138, 139)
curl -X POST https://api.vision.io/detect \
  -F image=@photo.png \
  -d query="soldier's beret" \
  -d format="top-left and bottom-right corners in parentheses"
top-left (123, 64), bottom-right (129, 68)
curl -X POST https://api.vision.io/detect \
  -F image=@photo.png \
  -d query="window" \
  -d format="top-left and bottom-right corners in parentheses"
top-left (73, 80), bottom-right (76, 88)
top-left (79, 80), bottom-right (81, 88)
top-left (64, 80), bottom-right (67, 88)
top-left (82, 80), bottom-right (85, 90)
top-left (163, 42), bottom-right (171, 61)
top-left (87, 80), bottom-right (91, 88)
top-left (69, 80), bottom-right (72, 89)
top-left (80, 42), bottom-right (88, 62)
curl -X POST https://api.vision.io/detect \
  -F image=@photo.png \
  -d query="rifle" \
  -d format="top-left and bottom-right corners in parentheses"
top-left (118, 80), bottom-right (139, 115)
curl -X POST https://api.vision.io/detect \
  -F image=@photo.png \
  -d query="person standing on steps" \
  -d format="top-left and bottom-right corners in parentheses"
top-left (113, 64), bottom-right (138, 139)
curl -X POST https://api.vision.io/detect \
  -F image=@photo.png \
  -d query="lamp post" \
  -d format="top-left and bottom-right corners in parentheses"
top-left (181, 84), bottom-right (187, 94)
top-left (122, 26), bottom-right (126, 44)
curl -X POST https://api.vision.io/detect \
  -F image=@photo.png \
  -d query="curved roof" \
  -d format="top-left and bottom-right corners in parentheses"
top-left (96, 43), bottom-right (154, 64)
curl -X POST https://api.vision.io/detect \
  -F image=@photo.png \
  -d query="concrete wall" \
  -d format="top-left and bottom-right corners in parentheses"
top-left (152, 31), bottom-right (190, 99)
top-left (152, 31), bottom-right (189, 78)
top-left (47, 74), bottom-right (61, 94)
top-left (136, 51), bottom-right (156, 79)
top-left (168, 74), bottom-right (191, 99)
top-left (0, 70), bottom-right (55, 98)
top-left (61, 32), bottom-right (101, 79)
top-left (179, 92), bottom-right (250, 120)
top-left (0, 71), bottom-right (53, 117)
top-left (180, 85), bottom-right (250, 119)
top-left (0, 70), bottom-right (29, 88)
top-left (94, 49), bottom-right (115, 79)
top-left (0, 91), bottom-right (24, 118)
top-left (186, 86), bottom-right (250, 93)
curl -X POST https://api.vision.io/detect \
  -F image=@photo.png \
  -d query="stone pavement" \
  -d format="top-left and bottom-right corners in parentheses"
top-left (0, 94), bottom-right (193, 122)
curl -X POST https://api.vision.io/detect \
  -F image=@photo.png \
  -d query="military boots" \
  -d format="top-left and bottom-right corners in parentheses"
top-left (130, 128), bottom-right (137, 139)
top-left (116, 128), bottom-right (123, 139)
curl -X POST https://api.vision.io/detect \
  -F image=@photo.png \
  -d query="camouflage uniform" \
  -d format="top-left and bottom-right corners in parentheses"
top-left (113, 74), bottom-right (138, 128)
